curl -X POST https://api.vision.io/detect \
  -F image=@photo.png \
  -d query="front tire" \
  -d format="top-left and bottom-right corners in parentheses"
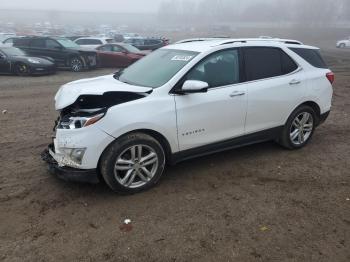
top-left (70, 57), bottom-right (83, 72)
top-left (339, 43), bottom-right (346, 48)
top-left (279, 105), bottom-right (317, 149)
top-left (14, 63), bottom-right (31, 76)
top-left (100, 133), bottom-right (166, 194)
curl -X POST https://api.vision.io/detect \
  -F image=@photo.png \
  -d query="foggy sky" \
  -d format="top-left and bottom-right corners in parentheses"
top-left (0, 0), bottom-right (165, 13)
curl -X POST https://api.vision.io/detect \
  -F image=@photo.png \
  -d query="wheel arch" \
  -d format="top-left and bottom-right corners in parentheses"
top-left (67, 54), bottom-right (86, 67)
top-left (291, 101), bottom-right (321, 125)
top-left (97, 128), bottom-right (173, 178)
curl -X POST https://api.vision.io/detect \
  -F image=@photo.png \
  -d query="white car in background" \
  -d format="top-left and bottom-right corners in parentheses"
top-left (74, 37), bottom-right (115, 50)
top-left (336, 37), bottom-right (350, 48)
top-left (42, 38), bottom-right (334, 194)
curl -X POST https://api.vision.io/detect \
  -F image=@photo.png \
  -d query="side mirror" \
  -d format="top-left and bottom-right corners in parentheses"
top-left (180, 80), bottom-right (209, 94)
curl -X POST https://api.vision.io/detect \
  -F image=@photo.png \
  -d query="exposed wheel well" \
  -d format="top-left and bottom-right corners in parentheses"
top-left (299, 101), bottom-right (321, 124)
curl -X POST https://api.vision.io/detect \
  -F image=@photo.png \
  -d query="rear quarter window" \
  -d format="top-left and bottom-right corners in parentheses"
top-left (290, 48), bottom-right (328, 69)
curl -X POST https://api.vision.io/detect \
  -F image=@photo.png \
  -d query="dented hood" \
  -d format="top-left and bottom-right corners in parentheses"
top-left (55, 75), bottom-right (152, 110)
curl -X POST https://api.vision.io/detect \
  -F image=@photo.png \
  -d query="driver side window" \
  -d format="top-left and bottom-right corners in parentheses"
top-left (185, 49), bottom-right (240, 88)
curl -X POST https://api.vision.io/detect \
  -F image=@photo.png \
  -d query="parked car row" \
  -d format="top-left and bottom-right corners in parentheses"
top-left (0, 35), bottom-right (156, 76)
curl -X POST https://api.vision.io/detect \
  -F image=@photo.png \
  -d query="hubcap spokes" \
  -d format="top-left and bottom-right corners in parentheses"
top-left (114, 145), bottom-right (158, 188)
top-left (290, 112), bottom-right (314, 145)
top-left (72, 59), bottom-right (82, 71)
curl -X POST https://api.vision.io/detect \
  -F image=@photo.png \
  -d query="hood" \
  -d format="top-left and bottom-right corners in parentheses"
top-left (55, 74), bottom-right (152, 110)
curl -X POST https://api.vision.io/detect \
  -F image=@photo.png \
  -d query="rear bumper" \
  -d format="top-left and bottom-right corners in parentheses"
top-left (41, 147), bottom-right (99, 184)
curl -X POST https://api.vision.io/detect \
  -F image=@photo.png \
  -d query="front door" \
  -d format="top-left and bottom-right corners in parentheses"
top-left (175, 49), bottom-right (247, 151)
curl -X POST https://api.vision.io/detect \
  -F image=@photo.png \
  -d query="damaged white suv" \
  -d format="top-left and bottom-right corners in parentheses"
top-left (42, 38), bottom-right (334, 194)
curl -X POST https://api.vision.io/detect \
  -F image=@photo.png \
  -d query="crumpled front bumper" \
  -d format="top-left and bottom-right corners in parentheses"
top-left (41, 146), bottom-right (99, 184)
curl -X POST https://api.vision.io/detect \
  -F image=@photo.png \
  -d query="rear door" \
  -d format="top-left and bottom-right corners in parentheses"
top-left (28, 38), bottom-right (46, 57)
top-left (44, 39), bottom-right (65, 65)
top-left (242, 47), bottom-right (307, 133)
top-left (175, 49), bottom-right (247, 151)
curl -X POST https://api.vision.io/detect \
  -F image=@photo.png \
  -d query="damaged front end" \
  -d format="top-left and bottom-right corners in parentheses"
top-left (56, 91), bottom-right (147, 130)
top-left (42, 78), bottom-right (153, 183)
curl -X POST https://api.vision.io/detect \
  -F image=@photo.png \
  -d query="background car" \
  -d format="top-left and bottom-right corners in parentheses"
top-left (0, 46), bottom-right (56, 76)
top-left (74, 37), bottom-right (115, 49)
top-left (13, 36), bottom-right (98, 72)
top-left (96, 43), bottom-right (147, 68)
top-left (123, 37), bottom-right (168, 51)
top-left (0, 33), bottom-right (16, 43)
top-left (336, 37), bottom-right (350, 48)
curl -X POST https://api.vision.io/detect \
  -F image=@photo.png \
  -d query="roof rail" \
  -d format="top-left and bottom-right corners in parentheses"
top-left (175, 37), bottom-right (229, 44)
top-left (219, 38), bottom-right (303, 46)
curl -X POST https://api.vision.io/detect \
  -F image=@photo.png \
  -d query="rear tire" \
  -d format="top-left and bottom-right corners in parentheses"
top-left (279, 105), bottom-right (317, 149)
top-left (100, 133), bottom-right (166, 194)
top-left (14, 63), bottom-right (31, 76)
top-left (339, 43), bottom-right (346, 48)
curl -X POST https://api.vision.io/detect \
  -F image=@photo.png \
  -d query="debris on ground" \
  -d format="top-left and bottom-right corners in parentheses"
top-left (120, 219), bottom-right (133, 232)
top-left (260, 226), bottom-right (269, 232)
top-left (2, 110), bottom-right (7, 114)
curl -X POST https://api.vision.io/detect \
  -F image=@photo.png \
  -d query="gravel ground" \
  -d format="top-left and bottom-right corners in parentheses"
top-left (0, 49), bottom-right (349, 262)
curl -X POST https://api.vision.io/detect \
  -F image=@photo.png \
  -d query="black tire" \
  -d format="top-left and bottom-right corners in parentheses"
top-left (339, 43), bottom-right (346, 48)
top-left (14, 63), bottom-right (31, 76)
top-left (278, 105), bottom-right (317, 150)
top-left (100, 133), bottom-right (166, 194)
top-left (70, 57), bottom-right (83, 72)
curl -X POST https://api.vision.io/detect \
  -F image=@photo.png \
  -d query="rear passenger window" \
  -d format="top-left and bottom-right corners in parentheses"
top-left (289, 48), bottom-right (327, 69)
top-left (244, 47), bottom-right (298, 81)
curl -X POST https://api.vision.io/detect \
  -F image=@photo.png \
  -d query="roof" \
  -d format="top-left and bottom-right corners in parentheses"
top-left (75, 36), bottom-right (114, 40)
top-left (165, 38), bottom-right (317, 53)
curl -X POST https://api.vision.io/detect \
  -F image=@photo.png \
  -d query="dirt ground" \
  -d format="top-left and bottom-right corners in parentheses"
top-left (0, 48), bottom-right (349, 262)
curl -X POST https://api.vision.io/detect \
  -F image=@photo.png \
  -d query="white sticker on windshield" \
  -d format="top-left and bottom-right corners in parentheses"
top-left (171, 55), bottom-right (193, 61)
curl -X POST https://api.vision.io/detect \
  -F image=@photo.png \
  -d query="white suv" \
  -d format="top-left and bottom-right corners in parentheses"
top-left (74, 37), bottom-right (115, 50)
top-left (42, 38), bottom-right (334, 194)
top-left (336, 37), bottom-right (350, 48)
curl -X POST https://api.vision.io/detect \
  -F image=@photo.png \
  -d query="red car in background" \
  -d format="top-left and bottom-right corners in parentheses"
top-left (96, 43), bottom-right (148, 68)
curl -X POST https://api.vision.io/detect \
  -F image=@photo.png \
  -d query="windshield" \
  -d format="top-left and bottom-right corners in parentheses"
top-left (56, 39), bottom-right (80, 48)
top-left (121, 43), bottom-right (141, 53)
top-left (2, 47), bottom-right (26, 56)
top-left (119, 49), bottom-right (198, 88)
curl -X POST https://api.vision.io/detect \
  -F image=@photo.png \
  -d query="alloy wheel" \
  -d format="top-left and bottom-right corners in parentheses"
top-left (114, 145), bottom-right (159, 189)
top-left (289, 112), bottom-right (314, 145)
top-left (16, 64), bottom-right (30, 76)
top-left (71, 58), bottom-right (83, 72)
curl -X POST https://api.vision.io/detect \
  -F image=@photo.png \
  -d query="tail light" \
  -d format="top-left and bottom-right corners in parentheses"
top-left (326, 72), bottom-right (335, 84)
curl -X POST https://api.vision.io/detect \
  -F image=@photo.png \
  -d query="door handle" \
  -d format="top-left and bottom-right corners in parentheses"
top-left (230, 91), bottom-right (246, 98)
top-left (289, 79), bottom-right (301, 85)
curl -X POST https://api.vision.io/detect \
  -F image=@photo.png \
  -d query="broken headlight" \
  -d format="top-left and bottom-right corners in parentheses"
top-left (59, 109), bottom-right (106, 130)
